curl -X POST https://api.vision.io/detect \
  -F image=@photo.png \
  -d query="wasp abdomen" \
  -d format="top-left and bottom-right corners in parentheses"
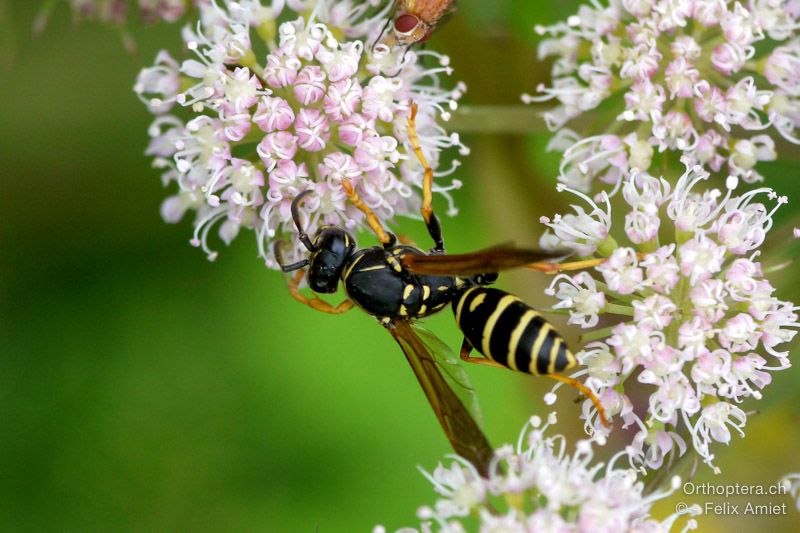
top-left (453, 287), bottom-right (576, 375)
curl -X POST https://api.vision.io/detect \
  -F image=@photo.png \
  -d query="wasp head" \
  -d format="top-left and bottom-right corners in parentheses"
top-left (307, 227), bottom-right (356, 293)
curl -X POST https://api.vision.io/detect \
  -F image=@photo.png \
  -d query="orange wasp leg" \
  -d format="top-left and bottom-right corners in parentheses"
top-left (408, 102), bottom-right (445, 252)
top-left (542, 373), bottom-right (610, 428)
top-left (460, 339), bottom-right (612, 429)
top-left (459, 338), bottom-right (507, 369)
top-left (342, 179), bottom-right (397, 248)
top-left (526, 253), bottom-right (648, 275)
top-left (287, 269), bottom-right (354, 315)
top-left (524, 257), bottom-right (610, 274)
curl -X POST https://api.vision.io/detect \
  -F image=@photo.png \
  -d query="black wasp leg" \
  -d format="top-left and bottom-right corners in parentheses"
top-left (408, 103), bottom-right (445, 254)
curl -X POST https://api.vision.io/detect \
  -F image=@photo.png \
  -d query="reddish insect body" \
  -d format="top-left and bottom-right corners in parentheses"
top-left (388, 0), bottom-right (456, 46)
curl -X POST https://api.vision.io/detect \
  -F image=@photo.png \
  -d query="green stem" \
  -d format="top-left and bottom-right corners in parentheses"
top-left (604, 303), bottom-right (634, 317)
top-left (447, 105), bottom-right (551, 135)
top-left (580, 325), bottom-right (618, 344)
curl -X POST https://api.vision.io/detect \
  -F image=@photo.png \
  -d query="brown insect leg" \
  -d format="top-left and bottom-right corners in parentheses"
top-left (287, 270), bottom-right (354, 315)
top-left (459, 338), bottom-right (506, 369)
top-left (408, 102), bottom-right (444, 252)
top-left (525, 257), bottom-right (610, 274)
top-left (527, 253), bottom-right (648, 274)
top-left (542, 373), bottom-right (611, 429)
top-left (342, 179), bottom-right (396, 248)
top-left (397, 234), bottom-right (418, 247)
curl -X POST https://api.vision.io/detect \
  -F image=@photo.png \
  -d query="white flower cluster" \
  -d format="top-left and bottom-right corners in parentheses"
top-left (540, 162), bottom-right (797, 472)
top-left (136, 0), bottom-right (467, 266)
top-left (65, 0), bottom-right (203, 24)
top-left (378, 414), bottom-right (700, 533)
top-left (782, 473), bottom-right (800, 510)
top-left (526, 0), bottom-right (800, 192)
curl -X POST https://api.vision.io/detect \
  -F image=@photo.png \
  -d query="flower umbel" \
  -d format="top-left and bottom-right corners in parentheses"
top-left (527, 0), bottom-right (800, 192)
top-left (138, 0), bottom-right (467, 267)
top-left (781, 473), bottom-right (800, 511)
top-left (541, 162), bottom-right (796, 473)
top-left (385, 413), bottom-right (701, 533)
top-left (36, 0), bottom-right (203, 36)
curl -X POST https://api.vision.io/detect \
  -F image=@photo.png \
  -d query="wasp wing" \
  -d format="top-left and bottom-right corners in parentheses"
top-left (402, 244), bottom-right (570, 276)
top-left (388, 319), bottom-right (493, 476)
top-left (411, 323), bottom-right (483, 425)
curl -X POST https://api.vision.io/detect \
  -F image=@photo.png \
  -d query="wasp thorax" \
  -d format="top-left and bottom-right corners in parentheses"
top-left (308, 227), bottom-right (356, 293)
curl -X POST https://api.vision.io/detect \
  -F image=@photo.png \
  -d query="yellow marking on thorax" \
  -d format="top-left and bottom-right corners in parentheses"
top-left (342, 253), bottom-right (365, 280)
top-left (507, 310), bottom-right (539, 372)
top-left (528, 324), bottom-right (553, 375)
top-left (422, 285), bottom-right (430, 300)
top-left (386, 255), bottom-right (403, 272)
top-left (480, 295), bottom-right (519, 362)
top-left (437, 285), bottom-right (449, 292)
top-left (455, 278), bottom-right (465, 288)
top-left (468, 292), bottom-right (487, 312)
top-left (399, 304), bottom-right (408, 317)
top-left (357, 264), bottom-right (386, 273)
top-left (419, 304), bottom-right (427, 315)
top-left (403, 284), bottom-right (414, 300)
top-left (547, 338), bottom-right (561, 374)
top-left (454, 287), bottom-right (477, 325)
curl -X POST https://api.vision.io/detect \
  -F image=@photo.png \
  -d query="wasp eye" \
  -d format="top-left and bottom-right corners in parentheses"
top-left (394, 14), bottom-right (419, 34)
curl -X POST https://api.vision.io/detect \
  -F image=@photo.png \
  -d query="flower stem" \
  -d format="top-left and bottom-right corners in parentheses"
top-left (448, 105), bottom-right (550, 134)
top-left (604, 303), bottom-right (634, 317)
top-left (580, 325), bottom-right (617, 344)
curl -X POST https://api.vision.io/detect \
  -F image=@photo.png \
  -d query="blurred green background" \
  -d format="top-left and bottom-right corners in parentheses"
top-left (1, 0), bottom-right (799, 531)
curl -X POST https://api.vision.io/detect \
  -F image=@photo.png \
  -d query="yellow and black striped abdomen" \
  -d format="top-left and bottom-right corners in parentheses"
top-left (453, 287), bottom-right (576, 375)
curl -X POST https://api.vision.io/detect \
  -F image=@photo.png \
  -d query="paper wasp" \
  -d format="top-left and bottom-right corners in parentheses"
top-left (275, 104), bottom-right (609, 476)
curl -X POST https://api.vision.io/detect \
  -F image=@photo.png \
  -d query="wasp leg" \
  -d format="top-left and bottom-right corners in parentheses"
top-left (408, 102), bottom-right (445, 253)
top-left (342, 179), bottom-right (397, 249)
top-left (287, 270), bottom-right (354, 315)
top-left (524, 257), bottom-right (609, 274)
top-left (459, 338), bottom-right (506, 369)
top-left (542, 373), bottom-right (610, 429)
top-left (397, 234), bottom-right (418, 247)
top-left (460, 336), bottom-right (611, 429)
top-left (527, 253), bottom-right (649, 274)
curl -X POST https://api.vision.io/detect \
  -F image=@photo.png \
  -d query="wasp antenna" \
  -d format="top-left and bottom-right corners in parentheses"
top-left (273, 240), bottom-right (310, 273)
top-left (291, 190), bottom-right (317, 252)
